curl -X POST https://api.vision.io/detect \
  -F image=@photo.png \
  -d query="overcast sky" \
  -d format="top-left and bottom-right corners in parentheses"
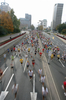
top-left (0, 0), bottom-right (66, 27)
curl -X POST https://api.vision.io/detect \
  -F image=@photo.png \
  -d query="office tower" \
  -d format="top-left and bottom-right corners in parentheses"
top-left (20, 13), bottom-right (31, 29)
top-left (52, 3), bottom-right (63, 31)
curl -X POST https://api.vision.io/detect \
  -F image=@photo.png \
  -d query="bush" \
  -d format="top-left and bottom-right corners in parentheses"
top-left (0, 26), bottom-right (8, 36)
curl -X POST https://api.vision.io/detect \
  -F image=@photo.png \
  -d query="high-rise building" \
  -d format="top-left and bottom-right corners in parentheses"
top-left (52, 3), bottom-right (63, 31)
top-left (20, 13), bottom-right (31, 29)
top-left (0, 2), bottom-right (11, 12)
top-left (42, 19), bottom-right (47, 30)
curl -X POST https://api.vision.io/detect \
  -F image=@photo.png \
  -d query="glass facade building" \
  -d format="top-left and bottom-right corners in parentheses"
top-left (52, 3), bottom-right (63, 31)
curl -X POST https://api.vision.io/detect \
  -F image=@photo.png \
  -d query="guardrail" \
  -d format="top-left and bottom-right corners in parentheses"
top-left (0, 33), bottom-right (26, 46)
top-left (57, 34), bottom-right (66, 40)
top-left (0, 32), bottom-right (26, 55)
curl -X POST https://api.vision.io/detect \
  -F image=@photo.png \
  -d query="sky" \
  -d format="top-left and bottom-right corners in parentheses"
top-left (0, 0), bottom-right (66, 27)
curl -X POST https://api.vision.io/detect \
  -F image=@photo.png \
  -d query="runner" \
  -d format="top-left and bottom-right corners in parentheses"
top-left (41, 75), bottom-right (45, 86)
top-left (38, 68), bottom-right (42, 79)
top-left (42, 86), bottom-right (48, 100)
top-left (25, 53), bottom-right (28, 60)
top-left (19, 50), bottom-right (21, 57)
top-left (28, 47), bottom-right (30, 52)
top-left (42, 48), bottom-right (44, 52)
top-left (27, 61), bottom-right (30, 69)
top-left (3, 53), bottom-right (6, 60)
top-left (15, 47), bottom-right (17, 55)
top-left (57, 50), bottom-right (60, 60)
top-left (28, 69), bottom-right (33, 80)
top-left (32, 59), bottom-right (35, 67)
top-left (11, 61), bottom-right (14, 69)
top-left (11, 55), bottom-right (14, 61)
top-left (11, 48), bottom-right (13, 52)
top-left (39, 52), bottom-right (42, 58)
top-left (62, 80), bottom-right (66, 96)
top-left (35, 49), bottom-right (37, 56)
top-left (20, 58), bottom-right (23, 65)
top-left (12, 83), bottom-right (19, 100)
top-left (7, 48), bottom-right (9, 53)
top-left (0, 69), bottom-right (3, 82)
top-left (13, 47), bottom-right (15, 51)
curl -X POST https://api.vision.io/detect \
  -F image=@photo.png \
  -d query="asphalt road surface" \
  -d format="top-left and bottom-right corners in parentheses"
top-left (42, 32), bottom-right (66, 100)
top-left (0, 32), bottom-right (66, 100)
top-left (0, 36), bottom-right (46, 100)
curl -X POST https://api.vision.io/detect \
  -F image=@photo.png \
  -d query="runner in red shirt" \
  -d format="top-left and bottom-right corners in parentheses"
top-left (62, 81), bottom-right (66, 96)
top-left (42, 48), bottom-right (44, 52)
top-left (39, 52), bottom-right (42, 57)
top-left (13, 47), bottom-right (15, 51)
top-left (22, 42), bottom-right (23, 46)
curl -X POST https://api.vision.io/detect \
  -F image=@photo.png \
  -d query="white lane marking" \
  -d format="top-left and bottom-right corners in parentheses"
top-left (30, 74), bottom-right (37, 100)
top-left (33, 74), bottom-right (35, 92)
top-left (5, 74), bottom-right (14, 91)
top-left (3, 67), bottom-right (8, 75)
top-left (23, 58), bottom-right (28, 72)
top-left (59, 59), bottom-right (65, 67)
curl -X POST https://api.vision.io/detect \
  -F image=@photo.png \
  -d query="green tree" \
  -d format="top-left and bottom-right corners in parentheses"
top-left (8, 9), bottom-right (20, 33)
top-left (56, 24), bottom-right (66, 33)
top-left (30, 24), bottom-right (35, 30)
top-left (62, 29), bottom-right (66, 34)
top-left (0, 26), bottom-right (8, 36)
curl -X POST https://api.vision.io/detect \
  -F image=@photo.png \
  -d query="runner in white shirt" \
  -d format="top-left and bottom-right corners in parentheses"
top-left (25, 54), bottom-right (28, 60)
top-left (28, 69), bottom-right (33, 79)
top-left (12, 83), bottom-right (19, 100)
top-left (38, 68), bottom-right (42, 79)
top-left (41, 75), bottom-right (45, 86)
top-left (42, 86), bottom-right (48, 100)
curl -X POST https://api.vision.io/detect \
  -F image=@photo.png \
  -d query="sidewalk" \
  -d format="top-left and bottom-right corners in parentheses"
top-left (38, 38), bottom-right (61, 100)
top-left (56, 35), bottom-right (66, 44)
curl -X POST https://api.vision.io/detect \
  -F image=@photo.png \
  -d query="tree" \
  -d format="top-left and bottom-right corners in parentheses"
top-left (62, 29), bottom-right (66, 34)
top-left (38, 25), bottom-right (43, 30)
top-left (30, 24), bottom-right (35, 30)
top-left (56, 24), bottom-right (66, 33)
top-left (0, 26), bottom-right (7, 36)
top-left (8, 9), bottom-right (20, 32)
top-left (0, 11), bottom-right (14, 32)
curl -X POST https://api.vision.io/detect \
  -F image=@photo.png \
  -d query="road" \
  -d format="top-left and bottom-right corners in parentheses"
top-left (0, 31), bottom-right (29, 43)
top-left (0, 31), bottom-right (66, 100)
top-left (0, 35), bottom-right (45, 100)
top-left (42, 32), bottom-right (66, 100)
top-left (0, 33), bottom-right (20, 43)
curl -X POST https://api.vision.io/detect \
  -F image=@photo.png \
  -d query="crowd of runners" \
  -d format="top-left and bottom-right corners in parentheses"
top-left (0, 30), bottom-right (66, 99)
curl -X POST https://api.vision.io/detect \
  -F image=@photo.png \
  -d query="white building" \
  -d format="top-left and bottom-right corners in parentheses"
top-left (0, 2), bottom-right (11, 12)
top-left (42, 19), bottom-right (47, 30)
